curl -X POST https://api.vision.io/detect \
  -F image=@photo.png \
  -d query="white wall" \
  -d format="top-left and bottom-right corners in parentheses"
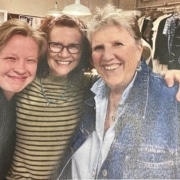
top-left (0, 0), bottom-right (82, 17)
top-left (0, 0), bottom-right (114, 17)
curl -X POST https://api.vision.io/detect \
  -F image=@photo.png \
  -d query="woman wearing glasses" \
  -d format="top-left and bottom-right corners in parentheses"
top-left (7, 15), bottom-right (93, 180)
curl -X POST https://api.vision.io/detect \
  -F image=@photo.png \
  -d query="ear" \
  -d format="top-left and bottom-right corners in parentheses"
top-left (136, 44), bottom-right (143, 58)
top-left (138, 44), bottom-right (143, 53)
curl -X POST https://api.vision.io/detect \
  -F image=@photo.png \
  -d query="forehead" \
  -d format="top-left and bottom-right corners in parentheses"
top-left (49, 26), bottom-right (82, 42)
top-left (50, 25), bottom-right (81, 35)
top-left (0, 34), bottom-right (39, 58)
top-left (4, 34), bottom-right (36, 48)
top-left (91, 25), bottom-right (133, 45)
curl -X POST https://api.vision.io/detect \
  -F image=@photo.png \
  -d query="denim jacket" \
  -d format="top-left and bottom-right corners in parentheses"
top-left (58, 61), bottom-right (180, 179)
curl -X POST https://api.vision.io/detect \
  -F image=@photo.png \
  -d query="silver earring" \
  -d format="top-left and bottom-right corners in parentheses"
top-left (136, 61), bottom-right (142, 71)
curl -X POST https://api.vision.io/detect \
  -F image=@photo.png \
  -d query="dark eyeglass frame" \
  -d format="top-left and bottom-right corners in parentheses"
top-left (48, 42), bottom-right (81, 54)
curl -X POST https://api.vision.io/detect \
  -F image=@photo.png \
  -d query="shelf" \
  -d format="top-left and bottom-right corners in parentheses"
top-left (0, 9), bottom-right (7, 25)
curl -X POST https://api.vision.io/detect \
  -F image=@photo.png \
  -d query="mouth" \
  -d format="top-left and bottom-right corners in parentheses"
top-left (8, 75), bottom-right (27, 83)
top-left (55, 60), bottom-right (71, 65)
top-left (104, 63), bottom-right (121, 71)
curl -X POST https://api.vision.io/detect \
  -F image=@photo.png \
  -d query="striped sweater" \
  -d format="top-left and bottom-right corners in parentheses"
top-left (7, 74), bottom-right (94, 180)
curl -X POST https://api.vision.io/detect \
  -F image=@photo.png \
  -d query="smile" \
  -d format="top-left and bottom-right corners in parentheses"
top-left (8, 75), bottom-right (27, 82)
top-left (56, 60), bottom-right (71, 65)
top-left (104, 64), bottom-right (121, 71)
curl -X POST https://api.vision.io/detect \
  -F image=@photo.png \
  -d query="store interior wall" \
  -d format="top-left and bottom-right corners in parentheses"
top-left (136, 0), bottom-right (180, 9)
top-left (0, 0), bottom-right (115, 17)
top-left (1, 0), bottom-right (180, 18)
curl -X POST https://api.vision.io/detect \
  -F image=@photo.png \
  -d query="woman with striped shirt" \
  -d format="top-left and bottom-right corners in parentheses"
top-left (7, 15), bottom-right (94, 180)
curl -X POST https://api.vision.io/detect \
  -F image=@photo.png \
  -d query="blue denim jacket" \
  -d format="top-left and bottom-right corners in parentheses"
top-left (58, 61), bottom-right (180, 179)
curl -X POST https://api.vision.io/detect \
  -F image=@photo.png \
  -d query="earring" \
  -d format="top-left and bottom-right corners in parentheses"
top-left (136, 61), bottom-right (142, 71)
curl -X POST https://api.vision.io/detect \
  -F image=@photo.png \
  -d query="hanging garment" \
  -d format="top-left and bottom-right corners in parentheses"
top-left (168, 18), bottom-right (180, 69)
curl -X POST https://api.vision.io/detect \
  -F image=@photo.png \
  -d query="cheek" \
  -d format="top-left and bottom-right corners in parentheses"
top-left (0, 60), bottom-right (14, 70)
top-left (0, 65), bottom-right (7, 74)
top-left (92, 53), bottom-right (100, 66)
top-left (28, 64), bottom-right (38, 77)
top-left (124, 57), bottom-right (140, 76)
top-left (48, 50), bottom-right (54, 57)
top-left (47, 56), bottom-right (55, 69)
top-left (47, 50), bottom-right (56, 62)
top-left (0, 68), bottom-right (5, 77)
top-left (75, 54), bottom-right (81, 62)
top-left (124, 46), bottom-right (141, 63)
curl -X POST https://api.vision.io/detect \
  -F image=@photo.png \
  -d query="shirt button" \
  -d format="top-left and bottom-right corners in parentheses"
top-left (102, 169), bottom-right (107, 177)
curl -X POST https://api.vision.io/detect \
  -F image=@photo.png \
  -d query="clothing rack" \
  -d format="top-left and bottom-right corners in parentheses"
top-left (136, 1), bottom-right (180, 10)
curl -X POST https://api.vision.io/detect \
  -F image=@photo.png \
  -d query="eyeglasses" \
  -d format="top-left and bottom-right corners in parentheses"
top-left (48, 42), bottom-right (81, 54)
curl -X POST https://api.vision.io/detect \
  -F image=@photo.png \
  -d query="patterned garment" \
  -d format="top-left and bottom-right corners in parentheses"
top-left (7, 74), bottom-right (94, 180)
top-left (163, 15), bottom-right (177, 53)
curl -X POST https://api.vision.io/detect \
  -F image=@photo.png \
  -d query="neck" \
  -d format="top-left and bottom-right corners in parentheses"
top-left (110, 84), bottom-right (125, 95)
top-left (109, 90), bottom-right (121, 111)
top-left (104, 90), bottom-right (121, 131)
top-left (3, 91), bottom-right (14, 100)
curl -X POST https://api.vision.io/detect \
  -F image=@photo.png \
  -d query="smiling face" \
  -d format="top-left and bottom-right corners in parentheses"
top-left (47, 26), bottom-right (82, 77)
top-left (91, 25), bottom-right (143, 91)
top-left (0, 34), bottom-right (39, 99)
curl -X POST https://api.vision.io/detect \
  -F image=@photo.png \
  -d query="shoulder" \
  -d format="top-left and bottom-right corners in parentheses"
top-left (139, 62), bottom-right (179, 101)
top-left (16, 77), bottom-right (41, 99)
top-left (149, 70), bottom-right (179, 101)
top-left (83, 73), bottom-right (99, 88)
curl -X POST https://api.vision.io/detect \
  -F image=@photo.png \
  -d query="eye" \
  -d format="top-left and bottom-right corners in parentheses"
top-left (93, 45), bottom-right (104, 52)
top-left (26, 59), bottom-right (38, 64)
top-left (5, 56), bottom-right (16, 61)
top-left (113, 42), bottom-right (124, 47)
top-left (68, 44), bottom-right (80, 49)
top-left (51, 42), bottom-right (61, 47)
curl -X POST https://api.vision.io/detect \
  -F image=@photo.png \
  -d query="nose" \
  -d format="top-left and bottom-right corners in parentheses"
top-left (58, 47), bottom-right (70, 57)
top-left (103, 46), bottom-right (115, 61)
top-left (13, 59), bottom-right (27, 74)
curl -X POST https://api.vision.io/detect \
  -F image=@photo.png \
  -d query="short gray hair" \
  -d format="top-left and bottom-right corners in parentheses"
top-left (87, 4), bottom-right (142, 45)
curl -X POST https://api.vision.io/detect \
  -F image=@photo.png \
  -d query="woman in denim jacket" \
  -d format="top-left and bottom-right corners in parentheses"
top-left (57, 4), bottom-right (180, 179)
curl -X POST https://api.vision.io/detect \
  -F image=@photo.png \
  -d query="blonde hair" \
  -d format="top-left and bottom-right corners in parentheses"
top-left (0, 18), bottom-right (47, 59)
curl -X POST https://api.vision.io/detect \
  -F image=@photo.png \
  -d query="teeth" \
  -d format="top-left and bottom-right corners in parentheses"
top-left (104, 64), bottom-right (119, 70)
top-left (56, 61), bottom-right (70, 65)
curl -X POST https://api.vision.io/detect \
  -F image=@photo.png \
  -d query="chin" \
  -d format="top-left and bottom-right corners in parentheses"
top-left (56, 73), bottom-right (68, 77)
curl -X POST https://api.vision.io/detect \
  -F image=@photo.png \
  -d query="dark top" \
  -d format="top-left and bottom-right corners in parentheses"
top-left (154, 17), bottom-right (170, 65)
top-left (0, 89), bottom-right (16, 179)
top-left (169, 18), bottom-right (180, 69)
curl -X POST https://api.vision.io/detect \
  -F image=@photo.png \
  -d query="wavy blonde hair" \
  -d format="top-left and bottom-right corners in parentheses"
top-left (0, 18), bottom-right (47, 59)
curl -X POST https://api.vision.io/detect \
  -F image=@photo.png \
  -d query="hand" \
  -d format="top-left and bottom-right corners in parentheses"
top-left (161, 70), bottom-right (180, 102)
